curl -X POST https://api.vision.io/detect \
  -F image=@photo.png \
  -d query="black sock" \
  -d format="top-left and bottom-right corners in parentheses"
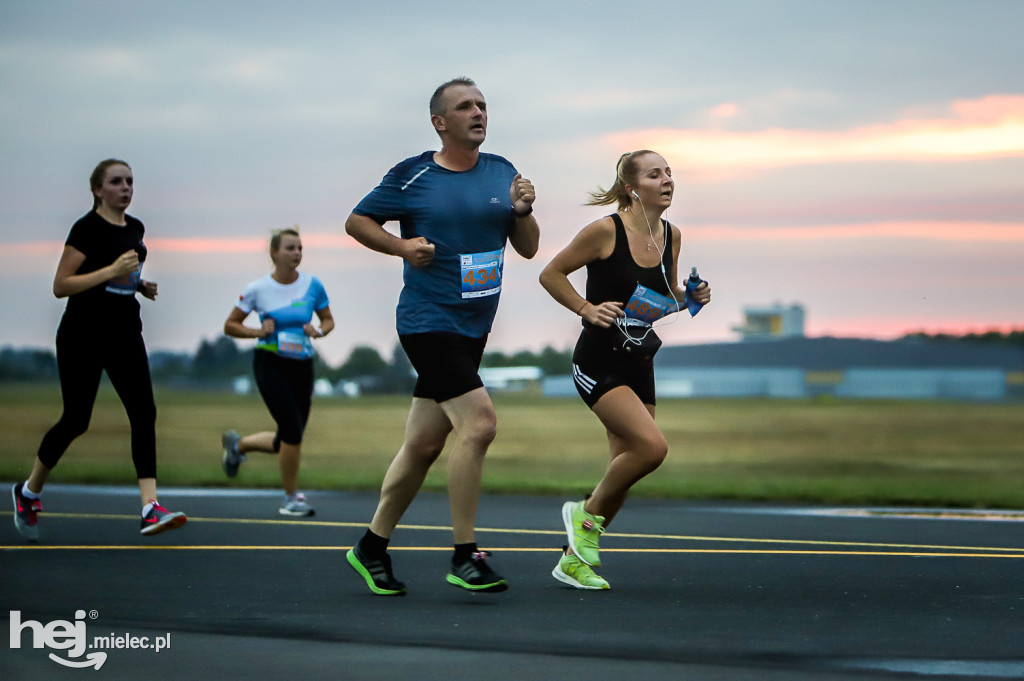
top-left (358, 529), bottom-right (389, 558)
top-left (453, 542), bottom-right (478, 563)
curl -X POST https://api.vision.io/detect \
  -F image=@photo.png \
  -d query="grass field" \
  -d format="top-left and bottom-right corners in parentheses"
top-left (2, 384), bottom-right (1023, 508)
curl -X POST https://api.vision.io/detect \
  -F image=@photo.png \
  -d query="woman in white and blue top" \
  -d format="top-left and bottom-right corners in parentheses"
top-left (221, 228), bottom-right (334, 517)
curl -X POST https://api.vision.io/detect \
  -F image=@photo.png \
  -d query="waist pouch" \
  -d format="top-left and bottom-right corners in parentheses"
top-left (584, 323), bottom-right (662, 359)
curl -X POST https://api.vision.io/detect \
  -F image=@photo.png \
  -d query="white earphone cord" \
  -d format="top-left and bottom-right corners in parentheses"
top-left (615, 193), bottom-right (680, 347)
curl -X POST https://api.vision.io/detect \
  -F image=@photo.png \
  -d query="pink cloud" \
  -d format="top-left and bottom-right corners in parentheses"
top-left (148, 232), bottom-right (361, 253)
top-left (5, 223), bottom-right (1020, 266)
top-left (147, 236), bottom-right (267, 253)
top-left (694, 196), bottom-right (1024, 225)
top-left (811, 318), bottom-right (1023, 340)
top-left (711, 102), bottom-right (738, 118)
top-left (608, 94), bottom-right (1024, 172)
top-left (5, 241), bottom-right (63, 257)
top-left (1, 231), bottom-right (362, 257)
top-left (695, 221), bottom-right (1024, 242)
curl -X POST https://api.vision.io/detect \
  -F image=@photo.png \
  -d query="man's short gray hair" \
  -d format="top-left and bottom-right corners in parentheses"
top-left (429, 77), bottom-right (477, 116)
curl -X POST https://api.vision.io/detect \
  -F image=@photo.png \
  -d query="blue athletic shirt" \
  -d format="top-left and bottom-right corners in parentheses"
top-left (235, 272), bottom-right (329, 360)
top-left (352, 151), bottom-right (518, 338)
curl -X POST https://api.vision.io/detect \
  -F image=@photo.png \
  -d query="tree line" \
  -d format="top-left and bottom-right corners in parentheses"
top-left (0, 337), bottom-right (573, 393)
top-left (903, 329), bottom-right (1024, 347)
top-left (5, 329), bottom-right (1021, 388)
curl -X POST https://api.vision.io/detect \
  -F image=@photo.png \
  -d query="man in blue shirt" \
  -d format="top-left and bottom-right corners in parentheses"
top-left (345, 77), bottom-right (539, 595)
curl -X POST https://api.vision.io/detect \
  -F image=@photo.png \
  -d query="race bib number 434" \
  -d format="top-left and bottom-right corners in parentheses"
top-left (460, 248), bottom-right (504, 299)
top-left (625, 284), bottom-right (677, 325)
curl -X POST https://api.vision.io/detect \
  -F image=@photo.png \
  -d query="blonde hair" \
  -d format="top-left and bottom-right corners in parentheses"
top-left (586, 150), bottom-right (656, 211)
top-left (270, 226), bottom-right (300, 259)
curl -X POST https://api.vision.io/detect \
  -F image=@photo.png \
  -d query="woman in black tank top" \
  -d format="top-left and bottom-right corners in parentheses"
top-left (539, 150), bottom-right (711, 590)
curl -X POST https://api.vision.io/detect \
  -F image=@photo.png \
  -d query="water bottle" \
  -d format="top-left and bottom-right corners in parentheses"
top-left (685, 266), bottom-right (705, 317)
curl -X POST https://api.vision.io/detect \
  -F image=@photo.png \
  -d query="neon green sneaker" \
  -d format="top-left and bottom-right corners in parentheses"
top-left (562, 500), bottom-right (605, 567)
top-left (552, 552), bottom-right (609, 590)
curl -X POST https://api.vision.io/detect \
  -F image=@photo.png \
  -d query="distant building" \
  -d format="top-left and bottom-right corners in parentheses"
top-left (543, 337), bottom-right (1024, 401)
top-left (334, 381), bottom-right (361, 398)
top-left (733, 303), bottom-right (805, 340)
top-left (479, 366), bottom-right (543, 392)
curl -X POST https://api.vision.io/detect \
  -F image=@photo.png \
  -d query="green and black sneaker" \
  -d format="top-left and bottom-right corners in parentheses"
top-left (347, 544), bottom-right (406, 596)
top-left (446, 551), bottom-right (508, 593)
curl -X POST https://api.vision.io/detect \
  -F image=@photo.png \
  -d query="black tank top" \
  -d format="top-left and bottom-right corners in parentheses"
top-left (583, 213), bottom-right (673, 328)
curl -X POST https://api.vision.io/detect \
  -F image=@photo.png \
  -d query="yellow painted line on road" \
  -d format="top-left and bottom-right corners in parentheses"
top-left (20, 511), bottom-right (370, 529)
top-left (622, 549), bottom-right (1024, 558)
top-left (588, 531), bottom-right (1024, 553)
top-left (3, 545), bottom-right (1024, 558)
top-left (5, 511), bottom-right (1024, 555)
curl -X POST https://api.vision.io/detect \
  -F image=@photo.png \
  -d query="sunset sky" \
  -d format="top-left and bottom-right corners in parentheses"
top-left (1, 0), bottom-right (1021, 364)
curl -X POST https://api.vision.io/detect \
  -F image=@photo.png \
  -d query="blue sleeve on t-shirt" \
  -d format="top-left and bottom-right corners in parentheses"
top-left (352, 153), bottom-right (431, 226)
top-left (309, 276), bottom-right (329, 311)
top-left (352, 152), bottom-right (519, 337)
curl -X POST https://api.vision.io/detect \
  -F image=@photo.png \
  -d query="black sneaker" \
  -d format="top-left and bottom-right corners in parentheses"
top-left (12, 483), bottom-right (41, 542)
top-left (140, 503), bottom-right (187, 536)
top-left (446, 551), bottom-right (508, 592)
top-left (346, 544), bottom-right (406, 596)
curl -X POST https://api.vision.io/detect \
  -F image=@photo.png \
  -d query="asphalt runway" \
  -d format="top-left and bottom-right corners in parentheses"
top-left (3, 484), bottom-right (1024, 681)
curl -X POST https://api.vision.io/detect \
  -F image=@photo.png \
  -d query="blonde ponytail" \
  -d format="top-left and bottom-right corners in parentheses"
top-left (585, 150), bottom-right (655, 211)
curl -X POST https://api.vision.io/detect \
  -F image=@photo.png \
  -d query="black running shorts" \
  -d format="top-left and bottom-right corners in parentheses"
top-left (571, 327), bottom-right (656, 408)
top-left (399, 332), bottom-right (488, 403)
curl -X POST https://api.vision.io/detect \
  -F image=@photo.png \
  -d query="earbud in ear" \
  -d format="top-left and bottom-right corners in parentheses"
top-left (632, 191), bottom-right (640, 199)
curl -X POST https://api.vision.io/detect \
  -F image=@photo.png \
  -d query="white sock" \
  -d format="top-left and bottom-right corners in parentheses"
top-left (142, 501), bottom-right (156, 517)
top-left (21, 482), bottom-right (40, 500)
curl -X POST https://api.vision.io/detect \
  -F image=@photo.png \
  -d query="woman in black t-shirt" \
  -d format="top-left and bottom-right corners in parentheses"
top-left (10, 159), bottom-right (187, 541)
top-left (539, 150), bottom-right (711, 589)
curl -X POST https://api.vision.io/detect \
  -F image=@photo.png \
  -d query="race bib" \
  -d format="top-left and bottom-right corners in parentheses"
top-left (106, 264), bottom-right (142, 296)
top-left (460, 248), bottom-right (504, 299)
top-left (624, 284), bottom-right (677, 326)
top-left (277, 329), bottom-right (313, 359)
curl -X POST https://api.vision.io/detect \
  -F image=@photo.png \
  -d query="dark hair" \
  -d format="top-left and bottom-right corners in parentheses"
top-left (429, 77), bottom-right (476, 116)
top-left (89, 159), bottom-right (131, 209)
top-left (586, 150), bottom-right (656, 211)
top-left (270, 227), bottom-right (301, 259)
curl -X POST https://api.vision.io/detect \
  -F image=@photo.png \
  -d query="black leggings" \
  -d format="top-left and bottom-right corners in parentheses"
top-left (37, 315), bottom-right (158, 478)
top-left (253, 350), bottom-right (313, 450)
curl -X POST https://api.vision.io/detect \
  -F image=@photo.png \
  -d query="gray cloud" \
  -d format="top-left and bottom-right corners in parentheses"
top-left (1, 0), bottom-right (1022, 360)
